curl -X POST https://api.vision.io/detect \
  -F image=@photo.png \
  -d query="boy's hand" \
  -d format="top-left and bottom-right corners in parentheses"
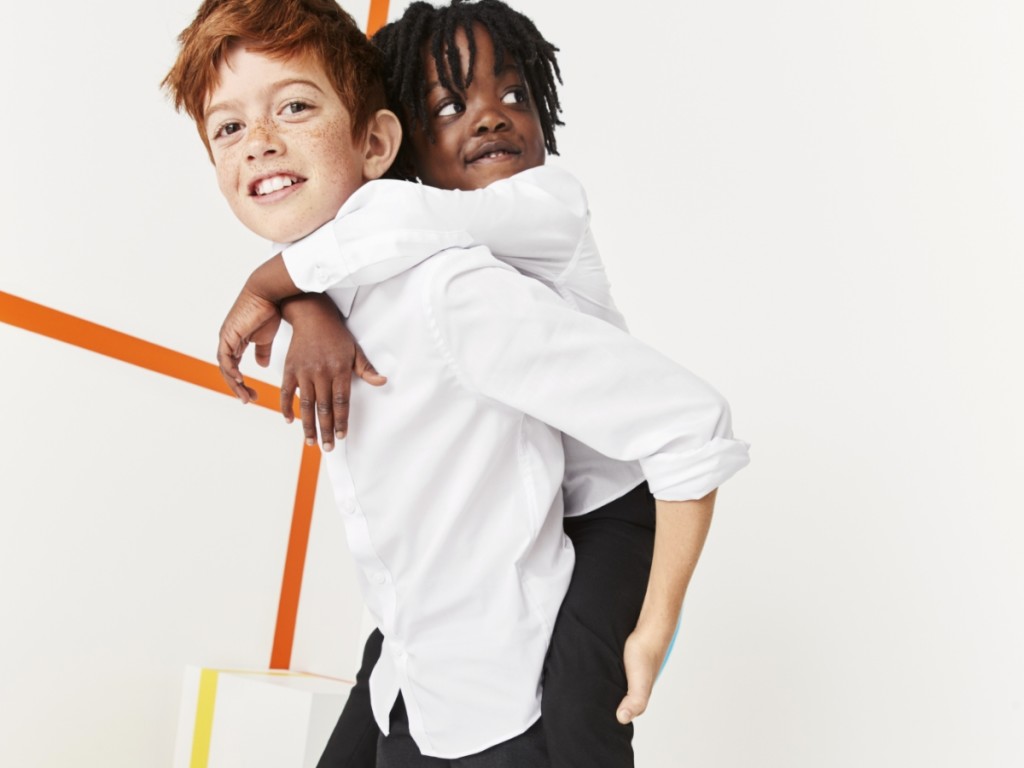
top-left (616, 622), bottom-right (674, 725)
top-left (217, 287), bottom-right (283, 402)
top-left (280, 294), bottom-right (387, 451)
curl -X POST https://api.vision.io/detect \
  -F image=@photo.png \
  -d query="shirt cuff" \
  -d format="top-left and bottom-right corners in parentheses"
top-left (640, 438), bottom-right (751, 501)
top-left (281, 223), bottom-right (345, 293)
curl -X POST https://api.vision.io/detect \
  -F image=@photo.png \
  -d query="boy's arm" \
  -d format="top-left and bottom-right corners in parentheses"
top-left (435, 262), bottom-right (750, 501)
top-left (216, 268), bottom-right (287, 402)
top-left (281, 166), bottom-right (589, 294)
top-left (432, 260), bottom-right (749, 723)
top-left (616, 491), bottom-right (715, 724)
top-left (217, 254), bottom-right (307, 395)
top-left (217, 257), bottom-right (384, 447)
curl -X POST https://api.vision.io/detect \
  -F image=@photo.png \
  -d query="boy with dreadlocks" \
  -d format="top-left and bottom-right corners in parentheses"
top-left (211, 1), bottom-right (748, 765)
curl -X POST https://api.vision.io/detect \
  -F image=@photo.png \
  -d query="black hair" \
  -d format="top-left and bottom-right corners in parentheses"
top-left (372, 0), bottom-right (563, 180)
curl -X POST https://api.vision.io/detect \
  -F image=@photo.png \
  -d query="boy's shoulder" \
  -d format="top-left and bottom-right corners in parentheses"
top-left (506, 165), bottom-right (590, 215)
top-left (408, 244), bottom-right (515, 289)
top-left (349, 243), bottom-right (513, 305)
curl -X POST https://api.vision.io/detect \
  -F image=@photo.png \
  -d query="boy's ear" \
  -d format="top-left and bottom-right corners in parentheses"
top-left (361, 109), bottom-right (403, 181)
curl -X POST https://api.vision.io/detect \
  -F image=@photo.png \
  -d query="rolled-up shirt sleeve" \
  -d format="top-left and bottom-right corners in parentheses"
top-left (281, 166), bottom-right (591, 292)
top-left (428, 253), bottom-right (750, 501)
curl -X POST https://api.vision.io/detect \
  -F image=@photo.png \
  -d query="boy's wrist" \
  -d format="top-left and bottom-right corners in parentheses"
top-left (633, 607), bottom-right (682, 646)
top-left (280, 293), bottom-right (341, 323)
top-left (245, 253), bottom-right (302, 305)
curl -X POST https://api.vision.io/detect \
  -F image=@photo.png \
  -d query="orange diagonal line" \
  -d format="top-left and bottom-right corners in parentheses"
top-left (0, 290), bottom-right (285, 412)
top-left (1, 0), bottom-right (393, 672)
top-left (270, 442), bottom-right (321, 669)
top-left (2, 289), bottom-right (318, 669)
top-left (367, 0), bottom-right (390, 36)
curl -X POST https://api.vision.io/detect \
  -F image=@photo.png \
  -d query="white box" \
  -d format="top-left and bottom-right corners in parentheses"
top-left (173, 667), bottom-right (353, 768)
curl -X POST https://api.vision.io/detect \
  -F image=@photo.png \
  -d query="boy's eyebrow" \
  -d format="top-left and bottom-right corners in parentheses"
top-left (205, 78), bottom-right (327, 122)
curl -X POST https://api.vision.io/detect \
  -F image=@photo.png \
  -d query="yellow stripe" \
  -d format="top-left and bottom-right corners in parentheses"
top-left (190, 669), bottom-right (220, 768)
top-left (204, 667), bottom-right (354, 683)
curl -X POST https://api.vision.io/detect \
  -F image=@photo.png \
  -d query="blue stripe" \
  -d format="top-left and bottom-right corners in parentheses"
top-left (657, 606), bottom-right (683, 679)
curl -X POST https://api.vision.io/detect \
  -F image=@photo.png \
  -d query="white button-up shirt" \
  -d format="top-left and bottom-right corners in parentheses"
top-left (287, 166), bottom-right (653, 516)
top-left (279, 169), bottom-right (750, 757)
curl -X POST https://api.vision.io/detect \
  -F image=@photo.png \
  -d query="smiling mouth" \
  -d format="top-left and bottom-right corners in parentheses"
top-left (477, 149), bottom-right (517, 160)
top-left (467, 143), bottom-right (521, 164)
top-left (250, 174), bottom-right (304, 196)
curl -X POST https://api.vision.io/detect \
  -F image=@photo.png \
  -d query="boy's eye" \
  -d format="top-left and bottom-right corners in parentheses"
top-left (435, 101), bottom-right (465, 118)
top-left (215, 122), bottom-right (242, 139)
top-left (502, 87), bottom-right (528, 106)
top-left (284, 101), bottom-right (310, 115)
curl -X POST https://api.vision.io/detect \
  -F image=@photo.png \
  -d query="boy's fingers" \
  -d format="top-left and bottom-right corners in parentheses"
top-left (354, 345), bottom-right (387, 386)
top-left (219, 357), bottom-right (255, 403)
top-left (254, 340), bottom-right (273, 368)
top-left (250, 313), bottom-right (281, 368)
top-left (615, 691), bottom-right (650, 725)
top-left (217, 339), bottom-right (246, 385)
top-left (297, 376), bottom-right (336, 452)
top-left (333, 370), bottom-right (352, 440)
top-left (298, 386), bottom-right (319, 448)
top-left (226, 379), bottom-right (256, 403)
top-left (280, 372), bottom-right (298, 423)
top-left (617, 630), bottom-right (659, 724)
top-left (314, 375), bottom-right (335, 452)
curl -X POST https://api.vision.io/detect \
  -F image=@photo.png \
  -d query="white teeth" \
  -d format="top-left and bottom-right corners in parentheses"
top-left (255, 175), bottom-right (298, 196)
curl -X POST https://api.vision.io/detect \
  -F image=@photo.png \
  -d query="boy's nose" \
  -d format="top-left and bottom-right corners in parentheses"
top-left (472, 105), bottom-right (510, 134)
top-left (246, 120), bottom-right (284, 159)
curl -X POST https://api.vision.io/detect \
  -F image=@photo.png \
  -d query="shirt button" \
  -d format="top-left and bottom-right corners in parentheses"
top-left (338, 498), bottom-right (357, 516)
top-left (369, 571), bottom-right (389, 585)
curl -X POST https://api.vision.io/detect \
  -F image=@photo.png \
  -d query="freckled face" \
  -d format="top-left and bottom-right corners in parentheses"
top-left (409, 26), bottom-right (546, 191)
top-left (205, 47), bottom-right (368, 243)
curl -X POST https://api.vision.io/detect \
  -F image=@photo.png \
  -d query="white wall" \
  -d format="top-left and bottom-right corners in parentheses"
top-left (1, 1), bottom-right (1021, 766)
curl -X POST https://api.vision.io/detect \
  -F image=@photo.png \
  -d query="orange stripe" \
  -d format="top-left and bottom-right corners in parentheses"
top-left (7, 3), bottom-right (393, 667)
top-left (270, 442), bottom-right (322, 669)
top-left (0, 290), bottom-right (284, 413)
top-left (1, 289), bottom-right (321, 669)
top-left (3, 0), bottom-right (398, 679)
top-left (366, 0), bottom-right (390, 36)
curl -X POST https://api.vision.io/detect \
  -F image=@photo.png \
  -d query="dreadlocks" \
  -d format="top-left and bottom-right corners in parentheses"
top-left (372, 0), bottom-right (563, 179)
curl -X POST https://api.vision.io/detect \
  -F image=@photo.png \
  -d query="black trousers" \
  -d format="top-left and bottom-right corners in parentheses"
top-left (317, 482), bottom-right (655, 768)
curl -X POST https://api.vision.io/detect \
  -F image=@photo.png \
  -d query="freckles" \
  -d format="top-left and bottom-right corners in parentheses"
top-left (313, 115), bottom-right (357, 176)
top-left (310, 115), bottom-right (344, 140)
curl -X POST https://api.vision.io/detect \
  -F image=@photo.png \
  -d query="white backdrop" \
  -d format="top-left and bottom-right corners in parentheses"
top-left (1, 1), bottom-right (1022, 766)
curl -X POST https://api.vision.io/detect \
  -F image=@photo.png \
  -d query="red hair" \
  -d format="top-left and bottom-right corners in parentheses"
top-left (163, 0), bottom-right (386, 154)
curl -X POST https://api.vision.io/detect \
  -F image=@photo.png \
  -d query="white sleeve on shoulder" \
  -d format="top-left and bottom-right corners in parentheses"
top-left (281, 165), bottom-right (590, 293)
top-left (429, 254), bottom-right (751, 502)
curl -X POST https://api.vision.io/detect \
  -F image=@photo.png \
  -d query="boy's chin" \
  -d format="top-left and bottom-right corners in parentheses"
top-left (242, 216), bottom-right (323, 245)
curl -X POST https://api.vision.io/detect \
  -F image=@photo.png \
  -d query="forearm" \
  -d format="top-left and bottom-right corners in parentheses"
top-left (635, 489), bottom-right (717, 642)
top-left (613, 488), bottom-right (717, 723)
top-left (246, 253), bottom-right (303, 304)
top-left (282, 167), bottom-right (586, 291)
